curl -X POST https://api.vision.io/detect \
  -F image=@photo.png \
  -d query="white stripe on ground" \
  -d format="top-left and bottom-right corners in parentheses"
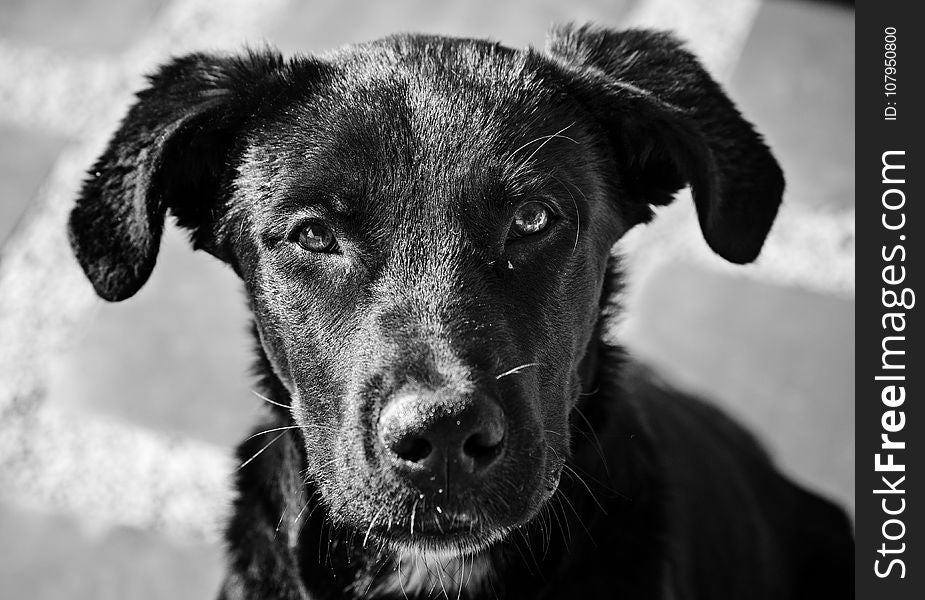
top-left (0, 0), bottom-right (292, 137)
top-left (0, 43), bottom-right (123, 137)
top-left (0, 402), bottom-right (234, 541)
top-left (619, 200), bottom-right (856, 302)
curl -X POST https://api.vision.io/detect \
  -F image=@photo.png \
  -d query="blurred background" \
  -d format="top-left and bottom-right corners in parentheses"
top-left (0, 0), bottom-right (853, 597)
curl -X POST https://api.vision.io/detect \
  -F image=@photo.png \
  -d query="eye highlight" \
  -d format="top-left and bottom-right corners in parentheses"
top-left (291, 221), bottom-right (338, 253)
top-left (509, 200), bottom-right (554, 239)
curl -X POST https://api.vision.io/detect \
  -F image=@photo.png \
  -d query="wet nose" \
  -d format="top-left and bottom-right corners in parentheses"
top-left (378, 390), bottom-right (506, 488)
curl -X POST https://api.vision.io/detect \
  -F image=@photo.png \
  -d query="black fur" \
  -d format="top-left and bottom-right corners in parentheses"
top-left (68, 25), bottom-right (852, 599)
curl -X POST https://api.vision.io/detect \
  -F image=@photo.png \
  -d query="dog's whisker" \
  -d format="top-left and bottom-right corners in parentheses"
top-left (424, 560), bottom-right (441, 599)
top-left (559, 447), bottom-right (630, 501)
top-left (410, 497), bottom-right (419, 538)
top-left (554, 486), bottom-right (597, 547)
top-left (276, 507), bottom-right (287, 535)
top-left (434, 555), bottom-right (450, 600)
top-left (362, 553), bottom-right (392, 598)
top-left (315, 502), bottom-right (329, 567)
top-left (363, 506), bottom-right (386, 548)
top-left (545, 495), bottom-right (561, 550)
top-left (548, 172), bottom-right (583, 253)
top-left (286, 493), bottom-right (318, 545)
top-left (511, 526), bottom-right (542, 579)
top-left (292, 496), bottom-right (313, 527)
top-left (552, 490), bottom-right (573, 548)
top-left (508, 131), bottom-right (580, 185)
top-left (397, 554), bottom-right (410, 600)
top-left (251, 389), bottom-right (291, 409)
top-left (534, 504), bottom-right (549, 557)
top-left (510, 122), bottom-right (579, 163)
top-left (558, 494), bottom-right (573, 547)
top-left (457, 556), bottom-right (468, 600)
top-left (243, 425), bottom-right (306, 442)
top-left (560, 463), bottom-right (608, 514)
top-left (544, 440), bottom-right (563, 463)
top-left (571, 405), bottom-right (610, 476)
top-left (495, 362), bottom-right (542, 380)
top-left (578, 386), bottom-right (600, 397)
top-left (237, 431), bottom-right (288, 471)
top-left (543, 505), bottom-right (555, 556)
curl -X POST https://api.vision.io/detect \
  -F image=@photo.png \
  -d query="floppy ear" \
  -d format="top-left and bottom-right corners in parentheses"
top-left (68, 50), bottom-right (308, 301)
top-left (546, 25), bottom-right (784, 264)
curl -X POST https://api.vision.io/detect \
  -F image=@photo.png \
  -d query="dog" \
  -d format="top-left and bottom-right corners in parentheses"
top-left (68, 25), bottom-right (853, 599)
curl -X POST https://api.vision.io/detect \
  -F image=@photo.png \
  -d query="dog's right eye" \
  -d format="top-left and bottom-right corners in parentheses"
top-left (290, 221), bottom-right (338, 253)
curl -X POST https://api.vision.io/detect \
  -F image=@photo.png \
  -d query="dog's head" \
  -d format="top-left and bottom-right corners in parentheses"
top-left (69, 27), bottom-right (782, 557)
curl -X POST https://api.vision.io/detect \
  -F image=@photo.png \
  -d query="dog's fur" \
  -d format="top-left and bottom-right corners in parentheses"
top-left (68, 26), bottom-right (853, 599)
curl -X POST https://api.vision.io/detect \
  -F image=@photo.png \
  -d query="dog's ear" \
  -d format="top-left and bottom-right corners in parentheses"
top-left (546, 25), bottom-right (784, 264)
top-left (69, 50), bottom-right (306, 301)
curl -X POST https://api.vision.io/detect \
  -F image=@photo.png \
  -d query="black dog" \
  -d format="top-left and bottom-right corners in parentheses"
top-left (68, 25), bottom-right (853, 599)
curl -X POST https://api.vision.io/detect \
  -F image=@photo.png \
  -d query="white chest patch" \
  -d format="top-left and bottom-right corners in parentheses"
top-left (367, 550), bottom-right (494, 599)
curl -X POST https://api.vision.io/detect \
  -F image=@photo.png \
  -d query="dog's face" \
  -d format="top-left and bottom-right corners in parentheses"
top-left (229, 47), bottom-right (620, 552)
top-left (68, 28), bottom-right (782, 557)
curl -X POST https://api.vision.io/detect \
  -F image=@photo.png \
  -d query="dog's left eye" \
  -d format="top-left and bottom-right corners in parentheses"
top-left (509, 201), bottom-right (553, 239)
top-left (291, 221), bottom-right (338, 253)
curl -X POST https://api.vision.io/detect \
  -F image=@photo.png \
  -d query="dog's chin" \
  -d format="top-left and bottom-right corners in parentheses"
top-left (378, 527), bottom-right (509, 560)
top-left (343, 459), bottom-right (565, 558)
top-left (362, 483), bottom-right (561, 560)
top-left (345, 498), bottom-right (528, 561)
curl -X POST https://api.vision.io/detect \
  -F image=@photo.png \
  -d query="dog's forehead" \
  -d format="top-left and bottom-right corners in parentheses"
top-left (237, 37), bottom-right (579, 216)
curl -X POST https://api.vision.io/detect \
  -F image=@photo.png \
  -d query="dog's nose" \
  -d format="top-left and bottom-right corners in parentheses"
top-left (378, 391), bottom-right (505, 486)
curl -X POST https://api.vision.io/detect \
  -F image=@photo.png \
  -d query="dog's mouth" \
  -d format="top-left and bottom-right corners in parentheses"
top-left (357, 464), bottom-right (565, 558)
top-left (369, 509), bottom-right (509, 557)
